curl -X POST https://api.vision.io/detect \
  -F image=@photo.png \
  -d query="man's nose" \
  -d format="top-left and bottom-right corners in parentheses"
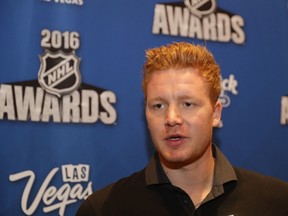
top-left (165, 105), bottom-right (183, 127)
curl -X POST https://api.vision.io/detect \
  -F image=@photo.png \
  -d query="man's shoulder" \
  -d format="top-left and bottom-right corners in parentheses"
top-left (234, 166), bottom-right (288, 194)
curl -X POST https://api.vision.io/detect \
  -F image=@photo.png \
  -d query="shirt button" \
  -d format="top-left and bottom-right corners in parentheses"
top-left (183, 199), bottom-right (190, 205)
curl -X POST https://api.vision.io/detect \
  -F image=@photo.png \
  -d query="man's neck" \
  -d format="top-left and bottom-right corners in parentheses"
top-left (161, 148), bottom-right (215, 208)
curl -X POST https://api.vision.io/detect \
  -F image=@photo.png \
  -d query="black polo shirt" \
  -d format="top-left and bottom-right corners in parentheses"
top-left (76, 145), bottom-right (288, 216)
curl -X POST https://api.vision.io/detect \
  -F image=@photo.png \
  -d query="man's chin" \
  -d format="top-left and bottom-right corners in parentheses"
top-left (159, 154), bottom-right (192, 169)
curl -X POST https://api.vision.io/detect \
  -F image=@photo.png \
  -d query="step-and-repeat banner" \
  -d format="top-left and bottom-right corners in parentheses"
top-left (1, 0), bottom-right (288, 215)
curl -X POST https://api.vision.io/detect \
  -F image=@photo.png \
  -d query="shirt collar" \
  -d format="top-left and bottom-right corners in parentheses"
top-left (145, 144), bottom-right (237, 188)
top-left (209, 144), bottom-right (237, 198)
top-left (145, 153), bottom-right (170, 185)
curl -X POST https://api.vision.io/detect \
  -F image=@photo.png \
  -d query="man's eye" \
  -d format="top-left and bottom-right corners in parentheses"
top-left (153, 103), bottom-right (165, 109)
top-left (183, 102), bottom-right (193, 108)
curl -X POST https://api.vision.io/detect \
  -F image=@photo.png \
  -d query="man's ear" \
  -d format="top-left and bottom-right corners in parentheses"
top-left (212, 100), bottom-right (222, 127)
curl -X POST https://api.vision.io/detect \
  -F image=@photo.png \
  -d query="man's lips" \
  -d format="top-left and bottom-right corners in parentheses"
top-left (165, 134), bottom-right (186, 143)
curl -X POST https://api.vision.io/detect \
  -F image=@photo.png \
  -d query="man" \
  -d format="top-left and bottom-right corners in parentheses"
top-left (76, 42), bottom-right (288, 216)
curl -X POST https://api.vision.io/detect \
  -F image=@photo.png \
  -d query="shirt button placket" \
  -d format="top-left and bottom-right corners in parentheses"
top-left (181, 195), bottom-right (195, 216)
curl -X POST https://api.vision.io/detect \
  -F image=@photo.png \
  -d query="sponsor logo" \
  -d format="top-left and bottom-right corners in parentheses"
top-left (39, 29), bottom-right (82, 97)
top-left (0, 29), bottom-right (117, 124)
top-left (184, 0), bottom-right (216, 18)
top-left (152, 0), bottom-right (245, 44)
top-left (281, 96), bottom-right (288, 125)
top-left (38, 50), bottom-right (81, 97)
top-left (218, 74), bottom-right (239, 127)
top-left (220, 74), bottom-right (238, 108)
top-left (41, 0), bottom-right (84, 6)
top-left (9, 164), bottom-right (93, 216)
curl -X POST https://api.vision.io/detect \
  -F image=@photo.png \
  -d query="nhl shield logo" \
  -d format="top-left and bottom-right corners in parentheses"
top-left (184, 0), bottom-right (216, 18)
top-left (38, 51), bottom-right (81, 97)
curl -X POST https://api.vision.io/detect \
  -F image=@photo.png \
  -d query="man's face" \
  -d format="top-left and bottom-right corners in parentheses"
top-left (145, 68), bottom-right (222, 166)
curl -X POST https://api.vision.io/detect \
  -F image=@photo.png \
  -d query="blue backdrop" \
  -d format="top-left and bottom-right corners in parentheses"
top-left (1, 0), bottom-right (288, 215)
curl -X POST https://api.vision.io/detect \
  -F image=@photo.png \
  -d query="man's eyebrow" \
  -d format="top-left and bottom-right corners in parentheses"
top-left (178, 95), bottom-right (192, 100)
top-left (148, 96), bottom-right (166, 101)
top-left (149, 95), bottom-right (195, 101)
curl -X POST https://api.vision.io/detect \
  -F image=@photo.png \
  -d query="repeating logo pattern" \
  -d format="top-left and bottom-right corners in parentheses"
top-left (152, 0), bottom-right (245, 44)
top-left (9, 164), bottom-right (93, 216)
top-left (0, 29), bottom-right (117, 124)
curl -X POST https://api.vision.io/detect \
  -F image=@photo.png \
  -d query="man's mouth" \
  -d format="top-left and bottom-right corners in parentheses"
top-left (169, 136), bottom-right (181, 141)
top-left (166, 134), bottom-right (184, 141)
top-left (164, 134), bottom-right (186, 147)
